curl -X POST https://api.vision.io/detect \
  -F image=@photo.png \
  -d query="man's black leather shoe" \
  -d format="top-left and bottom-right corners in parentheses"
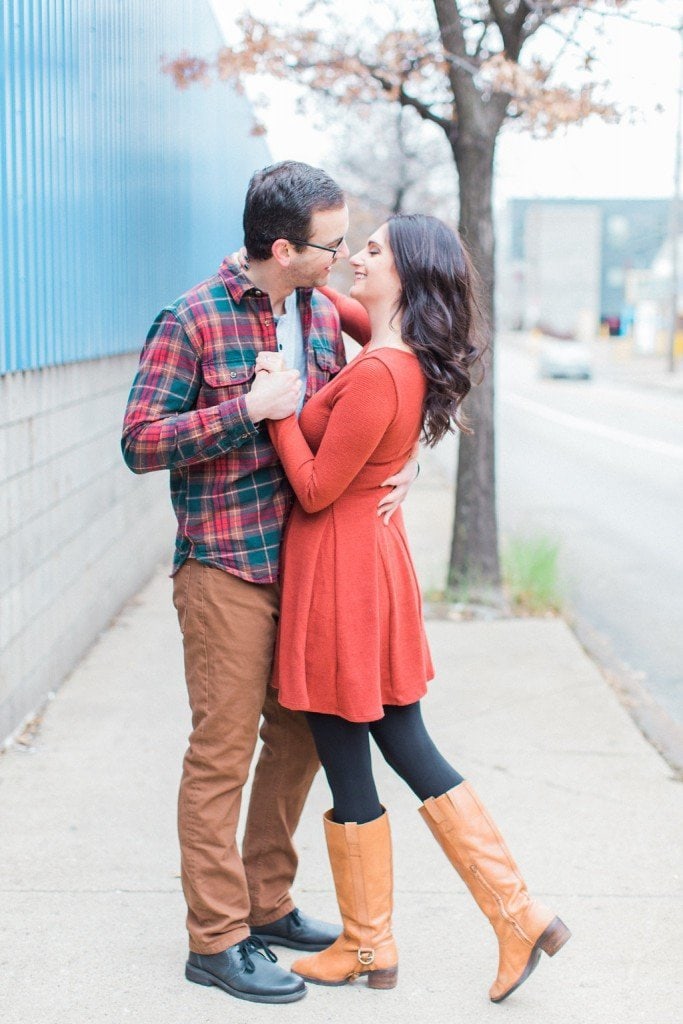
top-left (185, 936), bottom-right (306, 1003)
top-left (250, 907), bottom-right (341, 952)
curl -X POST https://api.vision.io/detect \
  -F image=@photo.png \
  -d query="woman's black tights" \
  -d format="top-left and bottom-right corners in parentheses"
top-left (306, 702), bottom-right (464, 824)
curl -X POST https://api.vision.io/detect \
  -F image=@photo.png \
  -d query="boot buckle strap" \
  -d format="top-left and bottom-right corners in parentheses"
top-left (357, 948), bottom-right (375, 966)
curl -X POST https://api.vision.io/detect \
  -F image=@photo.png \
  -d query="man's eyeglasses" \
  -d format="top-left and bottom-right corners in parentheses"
top-left (287, 238), bottom-right (345, 257)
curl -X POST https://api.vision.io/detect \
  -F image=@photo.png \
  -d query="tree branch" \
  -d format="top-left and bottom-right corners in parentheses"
top-left (369, 66), bottom-right (454, 133)
top-left (432, 0), bottom-right (473, 100)
top-left (164, 3), bottom-right (632, 142)
top-left (432, 0), bottom-right (469, 59)
top-left (522, 0), bottom-right (662, 26)
top-left (398, 83), bottom-right (454, 134)
top-left (473, 21), bottom-right (493, 60)
top-left (511, 1), bottom-right (534, 37)
top-left (489, 1), bottom-right (535, 60)
top-left (541, 8), bottom-right (594, 67)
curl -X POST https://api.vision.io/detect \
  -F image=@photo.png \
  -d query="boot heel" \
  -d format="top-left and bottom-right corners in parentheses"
top-left (367, 965), bottom-right (398, 989)
top-left (538, 917), bottom-right (571, 957)
top-left (185, 963), bottom-right (215, 987)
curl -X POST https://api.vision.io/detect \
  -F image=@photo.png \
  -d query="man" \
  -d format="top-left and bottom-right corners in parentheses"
top-left (122, 162), bottom-right (415, 1004)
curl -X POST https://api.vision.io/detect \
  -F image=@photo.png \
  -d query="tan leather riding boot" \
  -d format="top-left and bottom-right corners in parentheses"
top-left (420, 782), bottom-right (570, 1003)
top-left (291, 810), bottom-right (398, 989)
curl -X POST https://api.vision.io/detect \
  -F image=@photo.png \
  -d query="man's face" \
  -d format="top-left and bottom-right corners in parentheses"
top-left (286, 205), bottom-right (350, 289)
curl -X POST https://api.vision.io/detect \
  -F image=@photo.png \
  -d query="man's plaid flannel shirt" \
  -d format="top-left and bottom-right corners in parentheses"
top-left (121, 258), bottom-right (345, 583)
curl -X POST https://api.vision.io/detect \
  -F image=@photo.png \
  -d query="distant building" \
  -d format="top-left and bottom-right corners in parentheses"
top-left (501, 198), bottom-right (670, 339)
top-left (0, 1), bottom-right (269, 742)
top-left (625, 235), bottom-right (683, 354)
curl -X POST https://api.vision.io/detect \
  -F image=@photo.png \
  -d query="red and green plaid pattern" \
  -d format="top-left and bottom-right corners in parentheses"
top-left (122, 258), bottom-right (344, 582)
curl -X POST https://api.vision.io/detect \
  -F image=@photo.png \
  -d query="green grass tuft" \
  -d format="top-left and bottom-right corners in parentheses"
top-left (501, 534), bottom-right (563, 615)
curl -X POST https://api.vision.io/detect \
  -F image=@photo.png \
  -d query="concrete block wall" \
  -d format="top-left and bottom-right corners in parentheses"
top-left (0, 354), bottom-right (175, 743)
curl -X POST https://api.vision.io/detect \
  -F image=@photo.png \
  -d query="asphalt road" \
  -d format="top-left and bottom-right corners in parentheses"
top-left (494, 337), bottom-right (683, 727)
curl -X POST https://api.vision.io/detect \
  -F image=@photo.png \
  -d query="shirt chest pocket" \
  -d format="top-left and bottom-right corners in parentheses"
top-left (311, 345), bottom-right (341, 383)
top-left (199, 358), bottom-right (255, 408)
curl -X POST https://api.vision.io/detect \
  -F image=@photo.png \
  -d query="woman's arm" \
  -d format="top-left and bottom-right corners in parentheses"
top-left (268, 358), bottom-right (397, 513)
top-left (318, 286), bottom-right (372, 347)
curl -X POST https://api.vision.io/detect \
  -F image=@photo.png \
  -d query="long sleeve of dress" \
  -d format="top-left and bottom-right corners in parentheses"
top-left (268, 357), bottom-right (397, 513)
top-left (318, 286), bottom-right (372, 347)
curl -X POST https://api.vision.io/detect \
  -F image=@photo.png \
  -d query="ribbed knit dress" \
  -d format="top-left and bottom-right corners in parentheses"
top-left (267, 290), bottom-right (434, 722)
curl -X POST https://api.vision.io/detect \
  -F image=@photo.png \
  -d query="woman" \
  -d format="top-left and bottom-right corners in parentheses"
top-left (259, 214), bottom-right (570, 1002)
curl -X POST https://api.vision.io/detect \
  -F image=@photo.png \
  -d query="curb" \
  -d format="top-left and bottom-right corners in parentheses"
top-left (570, 613), bottom-right (683, 780)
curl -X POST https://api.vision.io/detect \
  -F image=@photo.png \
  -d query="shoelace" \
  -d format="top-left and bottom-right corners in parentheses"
top-left (237, 935), bottom-right (278, 974)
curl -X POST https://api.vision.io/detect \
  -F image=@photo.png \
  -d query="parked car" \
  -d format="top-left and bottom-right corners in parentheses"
top-left (538, 338), bottom-right (593, 380)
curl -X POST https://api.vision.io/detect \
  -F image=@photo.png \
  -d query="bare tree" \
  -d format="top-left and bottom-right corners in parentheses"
top-left (166, 0), bottom-right (638, 600)
top-left (321, 104), bottom-right (458, 297)
top-left (329, 105), bottom-right (457, 220)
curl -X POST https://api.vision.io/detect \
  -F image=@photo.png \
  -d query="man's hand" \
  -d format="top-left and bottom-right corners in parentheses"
top-left (377, 456), bottom-right (420, 525)
top-left (246, 368), bottom-right (302, 423)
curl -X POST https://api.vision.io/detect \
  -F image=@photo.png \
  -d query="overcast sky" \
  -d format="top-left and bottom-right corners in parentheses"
top-left (210, 0), bottom-right (682, 204)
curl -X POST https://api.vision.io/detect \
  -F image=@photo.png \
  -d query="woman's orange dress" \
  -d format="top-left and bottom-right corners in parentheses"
top-left (267, 291), bottom-right (434, 722)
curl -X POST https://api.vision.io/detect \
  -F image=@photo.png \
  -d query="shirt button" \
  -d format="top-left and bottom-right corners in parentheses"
top-left (254, 289), bottom-right (262, 296)
top-left (278, 344), bottom-right (283, 350)
top-left (264, 318), bottom-right (272, 326)
top-left (230, 371), bottom-right (237, 378)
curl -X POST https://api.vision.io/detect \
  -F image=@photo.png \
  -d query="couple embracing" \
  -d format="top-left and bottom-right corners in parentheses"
top-left (122, 160), bottom-right (569, 1006)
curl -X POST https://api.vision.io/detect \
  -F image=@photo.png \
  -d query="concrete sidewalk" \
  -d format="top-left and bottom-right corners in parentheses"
top-left (1, 483), bottom-right (682, 1022)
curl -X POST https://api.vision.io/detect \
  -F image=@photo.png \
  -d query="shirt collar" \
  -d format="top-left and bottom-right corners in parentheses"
top-left (218, 257), bottom-right (260, 303)
top-left (281, 289), bottom-right (298, 319)
top-left (217, 257), bottom-right (314, 309)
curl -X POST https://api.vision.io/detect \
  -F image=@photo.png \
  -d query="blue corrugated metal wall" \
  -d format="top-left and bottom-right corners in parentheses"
top-left (1, 0), bottom-right (269, 374)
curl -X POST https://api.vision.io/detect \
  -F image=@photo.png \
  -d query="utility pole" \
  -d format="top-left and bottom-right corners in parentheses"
top-left (668, 18), bottom-right (683, 374)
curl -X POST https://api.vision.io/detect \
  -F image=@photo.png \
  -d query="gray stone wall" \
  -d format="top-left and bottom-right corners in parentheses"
top-left (0, 354), bottom-right (175, 742)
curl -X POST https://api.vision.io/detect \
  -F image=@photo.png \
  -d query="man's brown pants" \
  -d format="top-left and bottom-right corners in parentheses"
top-left (173, 559), bottom-right (319, 954)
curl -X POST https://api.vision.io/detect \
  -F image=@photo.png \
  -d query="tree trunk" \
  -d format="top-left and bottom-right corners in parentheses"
top-left (447, 126), bottom-right (501, 601)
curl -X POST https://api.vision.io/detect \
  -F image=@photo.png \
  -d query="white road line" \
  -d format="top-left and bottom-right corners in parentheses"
top-left (503, 392), bottom-right (683, 463)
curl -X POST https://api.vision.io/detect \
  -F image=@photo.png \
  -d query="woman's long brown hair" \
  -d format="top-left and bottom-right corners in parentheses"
top-left (387, 214), bottom-right (485, 446)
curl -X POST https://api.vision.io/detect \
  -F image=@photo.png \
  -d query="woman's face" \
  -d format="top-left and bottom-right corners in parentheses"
top-left (349, 222), bottom-right (402, 307)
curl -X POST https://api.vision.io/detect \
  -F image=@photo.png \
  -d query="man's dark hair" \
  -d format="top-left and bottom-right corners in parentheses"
top-left (243, 161), bottom-right (344, 261)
